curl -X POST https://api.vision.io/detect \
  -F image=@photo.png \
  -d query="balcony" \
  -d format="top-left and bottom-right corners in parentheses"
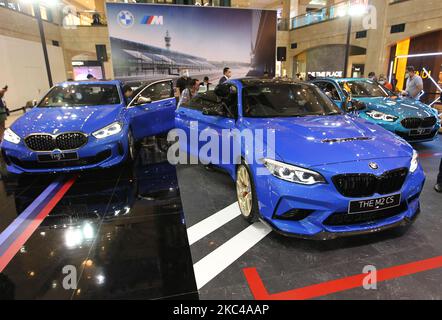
top-left (291, 0), bottom-right (368, 30)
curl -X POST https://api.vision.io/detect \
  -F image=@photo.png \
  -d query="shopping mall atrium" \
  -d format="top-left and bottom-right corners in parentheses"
top-left (0, 0), bottom-right (441, 304)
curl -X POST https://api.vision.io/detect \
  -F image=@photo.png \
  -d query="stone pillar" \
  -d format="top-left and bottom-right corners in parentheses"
top-left (364, 0), bottom-right (389, 77)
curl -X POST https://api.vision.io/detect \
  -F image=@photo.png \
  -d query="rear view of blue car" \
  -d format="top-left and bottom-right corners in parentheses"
top-left (1, 80), bottom-right (176, 174)
top-left (311, 78), bottom-right (440, 143)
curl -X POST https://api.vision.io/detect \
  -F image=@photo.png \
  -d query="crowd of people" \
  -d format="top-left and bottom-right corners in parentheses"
top-left (175, 67), bottom-right (232, 107)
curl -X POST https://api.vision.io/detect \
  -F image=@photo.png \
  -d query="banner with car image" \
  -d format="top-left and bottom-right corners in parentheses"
top-left (106, 3), bottom-right (277, 83)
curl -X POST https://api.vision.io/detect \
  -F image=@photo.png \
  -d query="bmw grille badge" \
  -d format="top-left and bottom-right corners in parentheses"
top-left (369, 162), bottom-right (379, 170)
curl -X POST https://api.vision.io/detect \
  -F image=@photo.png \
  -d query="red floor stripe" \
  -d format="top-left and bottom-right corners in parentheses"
top-left (0, 176), bottom-right (76, 273)
top-left (244, 255), bottom-right (442, 300)
top-left (419, 152), bottom-right (442, 159)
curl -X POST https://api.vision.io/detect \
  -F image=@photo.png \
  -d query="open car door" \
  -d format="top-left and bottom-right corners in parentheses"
top-left (127, 80), bottom-right (176, 140)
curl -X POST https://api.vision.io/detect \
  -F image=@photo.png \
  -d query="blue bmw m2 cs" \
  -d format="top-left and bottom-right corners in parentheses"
top-left (176, 79), bottom-right (425, 239)
top-left (1, 80), bottom-right (176, 174)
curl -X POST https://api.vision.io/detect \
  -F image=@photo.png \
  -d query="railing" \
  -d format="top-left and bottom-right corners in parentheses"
top-left (291, 0), bottom-right (368, 30)
top-left (277, 18), bottom-right (290, 31)
top-left (62, 11), bottom-right (107, 27)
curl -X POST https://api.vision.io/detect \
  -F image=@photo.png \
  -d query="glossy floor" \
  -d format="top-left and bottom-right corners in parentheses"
top-left (177, 138), bottom-right (442, 300)
top-left (0, 139), bottom-right (442, 300)
top-left (0, 148), bottom-right (198, 299)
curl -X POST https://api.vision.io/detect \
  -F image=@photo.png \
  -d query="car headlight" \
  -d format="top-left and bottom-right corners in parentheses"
top-left (263, 158), bottom-right (326, 185)
top-left (92, 122), bottom-right (122, 139)
top-left (410, 150), bottom-right (419, 173)
top-left (366, 110), bottom-right (398, 122)
top-left (3, 128), bottom-right (21, 144)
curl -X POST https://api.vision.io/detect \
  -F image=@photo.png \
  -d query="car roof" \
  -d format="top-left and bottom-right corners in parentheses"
top-left (56, 80), bottom-right (123, 86)
top-left (233, 77), bottom-right (313, 87)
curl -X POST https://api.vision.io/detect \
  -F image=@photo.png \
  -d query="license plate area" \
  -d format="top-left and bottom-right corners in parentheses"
top-left (348, 194), bottom-right (401, 214)
top-left (37, 152), bottom-right (78, 162)
top-left (410, 128), bottom-right (431, 136)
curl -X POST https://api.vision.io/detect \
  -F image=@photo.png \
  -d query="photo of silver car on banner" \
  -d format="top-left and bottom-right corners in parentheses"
top-left (106, 3), bottom-right (277, 81)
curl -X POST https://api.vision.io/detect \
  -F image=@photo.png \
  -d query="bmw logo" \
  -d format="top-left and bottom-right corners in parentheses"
top-left (369, 162), bottom-right (379, 170)
top-left (117, 10), bottom-right (134, 28)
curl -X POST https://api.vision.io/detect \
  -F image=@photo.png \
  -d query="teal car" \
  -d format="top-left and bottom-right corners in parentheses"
top-left (312, 78), bottom-right (440, 143)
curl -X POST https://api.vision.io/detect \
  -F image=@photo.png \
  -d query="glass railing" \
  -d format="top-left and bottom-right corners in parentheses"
top-left (291, 0), bottom-right (368, 30)
top-left (62, 11), bottom-right (107, 27)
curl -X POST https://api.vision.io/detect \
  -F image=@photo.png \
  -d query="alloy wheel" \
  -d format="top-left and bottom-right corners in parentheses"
top-left (236, 165), bottom-right (253, 217)
top-left (128, 131), bottom-right (135, 160)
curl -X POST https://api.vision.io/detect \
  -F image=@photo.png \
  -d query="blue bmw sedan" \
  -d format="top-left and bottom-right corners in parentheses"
top-left (311, 78), bottom-right (440, 143)
top-left (1, 80), bottom-right (176, 174)
top-left (176, 79), bottom-right (425, 239)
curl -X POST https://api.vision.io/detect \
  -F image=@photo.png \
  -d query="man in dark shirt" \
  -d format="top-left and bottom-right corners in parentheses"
top-left (219, 67), bottom-right (232, 85)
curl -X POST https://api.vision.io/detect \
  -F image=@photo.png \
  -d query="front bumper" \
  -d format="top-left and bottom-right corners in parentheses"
top-left (359, 113), bottom-right (440, 143)
top-left (253, 157), bottom-right (425, 239)
top-left (0, 131), bottom-right (128, 174)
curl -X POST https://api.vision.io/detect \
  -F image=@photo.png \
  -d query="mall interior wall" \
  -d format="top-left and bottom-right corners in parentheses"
top-left (0, 34), bottom-right (66, 109)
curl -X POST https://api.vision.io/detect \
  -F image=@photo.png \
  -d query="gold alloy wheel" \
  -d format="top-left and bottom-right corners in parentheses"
top-left (236, 165), bottom-right (253, 217)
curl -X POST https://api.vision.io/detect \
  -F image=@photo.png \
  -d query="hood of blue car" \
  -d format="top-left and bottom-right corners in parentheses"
top-left (11, 105), bottom-right (123, 137)
top-left (243, 115), bottom-right (412, 167)
top-left (356, 97), bottom-right (437, 118)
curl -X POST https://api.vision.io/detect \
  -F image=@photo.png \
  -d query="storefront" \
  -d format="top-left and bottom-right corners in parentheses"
top-left (293, 44), bottom-right (366, 80)
top-left (388, 30), bottom-right (442, 106)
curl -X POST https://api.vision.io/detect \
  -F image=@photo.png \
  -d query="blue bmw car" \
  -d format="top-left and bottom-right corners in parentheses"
top-left (176, 79), bottom-right (425, 239)
top-left (311, 78), bottom-right (440, 143)
top-left (1, 80), bottom-right (176, 174)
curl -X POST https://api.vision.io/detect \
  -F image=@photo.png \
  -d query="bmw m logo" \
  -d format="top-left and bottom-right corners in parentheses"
top-left (141, 15), bottom-right (164, 25)
top-left (369, 162), bottom-right (379, 170)
top-left (117, 10), bottom-right (134, 28)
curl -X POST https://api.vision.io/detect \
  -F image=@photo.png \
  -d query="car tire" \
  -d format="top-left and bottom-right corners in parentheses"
top-left (127, 130), bottom-right (136, 162)
top-left (236, 161), bottom-right (259, 223)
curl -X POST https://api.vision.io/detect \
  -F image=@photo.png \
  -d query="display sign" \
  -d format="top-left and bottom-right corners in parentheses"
top-left (106, 3), bottom-right (277, 82)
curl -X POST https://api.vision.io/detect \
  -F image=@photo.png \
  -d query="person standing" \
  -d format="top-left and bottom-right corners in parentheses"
top-left (200, 76), bottom-right (211, 91)
top-left (0, 86), bottom-right (8, 141)
top-left (435, 159), bottom-right (442, 193)
top-left (175, 69), bottom-right (191, 97)
top-left (402, 66), bottom-right (423, 100)
top-left (368, 72), bottom-right (377, 82)
top-left (378, 74), bottom-right (393, 91)
top-left (178, 79), bottom-right (200, 108)
top-left (219, 67), bottom-right (232, 85)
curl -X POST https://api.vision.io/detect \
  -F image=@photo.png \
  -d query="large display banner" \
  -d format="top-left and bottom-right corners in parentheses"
top-left (106, 3), bottom-right (277, 82)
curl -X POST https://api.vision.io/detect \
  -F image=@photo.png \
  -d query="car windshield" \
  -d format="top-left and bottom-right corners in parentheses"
top-left (242, 83), bottom-right (342, 118)
top-left (38, 84), bottom-right (121, 107)
top-left (338, 80), bottom-right (390, 98)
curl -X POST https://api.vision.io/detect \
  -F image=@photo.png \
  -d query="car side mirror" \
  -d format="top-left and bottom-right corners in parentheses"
top-left (26, 100), bottom-right (37, 108)
top-left (343, 99), bottom-right (355, 112)
top-left (353, 100), bottom-right (367, 111)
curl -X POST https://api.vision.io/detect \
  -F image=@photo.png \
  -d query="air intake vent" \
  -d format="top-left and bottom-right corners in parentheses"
top-left (322, 137), bottom-right (373, 143)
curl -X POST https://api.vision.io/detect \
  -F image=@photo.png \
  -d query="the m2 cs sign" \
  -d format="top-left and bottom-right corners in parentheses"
top-left (141, 15), bottom-right (164, 25)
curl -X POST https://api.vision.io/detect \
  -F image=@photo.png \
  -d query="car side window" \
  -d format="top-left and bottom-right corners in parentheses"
top-left (222, 84), bottom-right (238, 118)
top-left (316, 82), bottom-right (341, 101)
top-left (183, 91), bottom-right (221, 111)
top-left (140, 81), bottom-right (173, 102)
